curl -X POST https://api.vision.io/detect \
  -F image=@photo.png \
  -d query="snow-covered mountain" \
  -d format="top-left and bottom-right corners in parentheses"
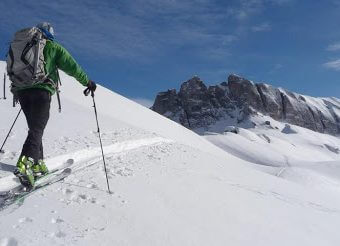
top-left (152, 74), bottom-right (340, 135)
top-left (151, 73), bottom-right (340, 193)
top-left (1, 61), bottom-right (340, 246)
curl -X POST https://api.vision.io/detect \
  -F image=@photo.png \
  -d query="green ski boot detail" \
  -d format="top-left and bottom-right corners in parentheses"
top-left (32, 159), bottom-right (49, 178)
top-left (14, 156), bottom-right (35, 188)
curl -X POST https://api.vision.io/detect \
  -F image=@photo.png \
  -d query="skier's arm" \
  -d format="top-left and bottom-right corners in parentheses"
top-left (54, 43), bottom-right (89, 86)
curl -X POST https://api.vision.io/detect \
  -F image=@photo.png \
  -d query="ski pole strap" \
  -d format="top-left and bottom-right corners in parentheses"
top-left (83, 88), bottom-right (95, 97)
top-left (83, 87), bottom-right (90, 96)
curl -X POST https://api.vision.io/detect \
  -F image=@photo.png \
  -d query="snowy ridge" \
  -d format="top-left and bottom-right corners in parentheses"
top-left (204, 115), bottom-right (340, 194)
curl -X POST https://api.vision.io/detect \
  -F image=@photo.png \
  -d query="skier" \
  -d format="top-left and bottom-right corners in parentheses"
top-left (7, 22), bottom-right (97, 188)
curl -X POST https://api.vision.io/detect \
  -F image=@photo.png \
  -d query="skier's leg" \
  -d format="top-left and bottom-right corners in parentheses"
top-left (14, 90), bottom-right (36, 187)
top-left (18, 90), bottom-right (34, 159)
top-left (18, 89), bottom-right (51, 163)
top-left (32, 90), bottom-right (50, 164)
top-left (39, 142), bottom-right (43, 161)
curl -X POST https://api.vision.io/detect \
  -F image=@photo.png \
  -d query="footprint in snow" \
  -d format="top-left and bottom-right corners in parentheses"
top-left (51, 218), bottom-right (64, 224)
top-left (0, 237), bottom-right (18, 246)
top-left (18, 217), bottom-right (33, 223)
top-left (50, 231), bottom-right (67, 238)
top-left (78, 194), bottom-right (97, 203)
top-left (114, 167), bottom-right (133, 177)
top-left (3, 151), bottom-right (18, 160)
top-left (79, 194), bottom-right (87, 200)
top-left (62, 188), bottom-right (74, 195)
top-left (89, 197), bottom-right (97, 204)
top-left (86, 183), bottom-right (98, 189)
top-left (66, 158), bottom-right (74, 165)
top-left (56, 231), bottom-right (66, 238)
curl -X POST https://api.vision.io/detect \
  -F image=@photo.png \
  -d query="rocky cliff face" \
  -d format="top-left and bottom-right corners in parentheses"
top-left (151, 74), bottom-right (340, 135)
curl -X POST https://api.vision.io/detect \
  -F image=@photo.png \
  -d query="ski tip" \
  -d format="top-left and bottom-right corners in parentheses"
top-left (0, 149), bottom-right (5, 154)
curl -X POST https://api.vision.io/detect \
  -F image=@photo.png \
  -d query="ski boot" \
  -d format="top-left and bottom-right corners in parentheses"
top-left (13, 156), bottom-right (35, 189)
top-left (32, 159), bottom-right (49, 179)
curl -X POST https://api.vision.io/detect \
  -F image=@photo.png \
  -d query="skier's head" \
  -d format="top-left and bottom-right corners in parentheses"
top-left (36, 22), bottom-right (54, 40)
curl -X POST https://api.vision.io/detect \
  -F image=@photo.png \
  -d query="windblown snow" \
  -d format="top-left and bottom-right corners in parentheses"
top-left (1, 61), bottom-right (340, 246)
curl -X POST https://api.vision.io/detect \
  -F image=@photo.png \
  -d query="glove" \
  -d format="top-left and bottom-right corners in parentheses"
top-left (87, 80), bottom-right (97, 92)
top-left (84, 80), bottom-right (97, 96)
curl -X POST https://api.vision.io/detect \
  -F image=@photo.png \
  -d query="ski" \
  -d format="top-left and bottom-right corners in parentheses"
top-left (13, 167), bottom-right (72, 206)
top-left (0, 159), bottom-right (74, 210)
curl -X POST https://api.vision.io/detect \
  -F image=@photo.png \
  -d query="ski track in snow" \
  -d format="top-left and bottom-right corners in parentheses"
top-left (0, 137), bottom-right (173, 193)
top-left (224, 180), bottom-right (340, 214)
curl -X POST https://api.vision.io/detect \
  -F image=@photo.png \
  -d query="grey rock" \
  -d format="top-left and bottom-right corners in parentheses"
top-left (282, 124), bottom-right (298, 134)
top-left (227, 74), bottom-right (265, 114)
top-left (256, 83), bottom-right (283, 119)
top-left (224, 126), bottom-right (239, 134)
top-left (151, 89), bottom-right (181, 115)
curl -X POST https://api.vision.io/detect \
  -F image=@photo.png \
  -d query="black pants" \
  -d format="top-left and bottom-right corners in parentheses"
top-left (17, 89), bottom-right (51, 163)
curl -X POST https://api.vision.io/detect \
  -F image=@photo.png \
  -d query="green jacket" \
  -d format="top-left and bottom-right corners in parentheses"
top-left (17, 40), bottom-right (89, 95)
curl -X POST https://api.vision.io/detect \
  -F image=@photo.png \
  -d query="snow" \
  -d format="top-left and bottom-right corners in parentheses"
top-left (1, 61), bottom-right (340, 245)
top-left (204, 115), bottom-right (340, 193)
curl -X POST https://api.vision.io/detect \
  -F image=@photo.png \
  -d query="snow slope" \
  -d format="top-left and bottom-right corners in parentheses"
top-left (1, 61), bottom-right (340, 245)
top-left (204, 114), bottom-right (340, 194)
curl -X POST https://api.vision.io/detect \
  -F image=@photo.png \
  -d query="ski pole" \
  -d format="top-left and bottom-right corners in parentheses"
top-left (84, 88), bottom-right (111, 194)
top-left (3, 73), bottom-right (6, 100)
top-left (0, 108), bottom-right (22, 153)
top-left (56, 69), bottom-right (62, 113)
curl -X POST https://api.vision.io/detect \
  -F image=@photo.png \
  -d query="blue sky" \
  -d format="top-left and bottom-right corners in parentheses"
top-left (1, 0), bottom-right (340, 106)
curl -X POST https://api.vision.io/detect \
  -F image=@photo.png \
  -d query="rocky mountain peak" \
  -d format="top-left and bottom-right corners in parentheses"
top-left (228, 74), bottom-right (248, 83)
top-left (151, 74), bottom-right (340, 135)
top-left (179, 76), bottom-right (207, 95)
